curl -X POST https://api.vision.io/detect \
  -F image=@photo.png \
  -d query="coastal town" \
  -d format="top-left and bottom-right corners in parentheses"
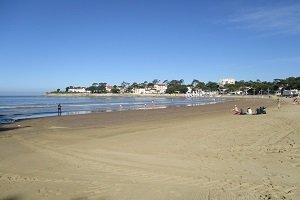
top-left (50, 77), bottom-right (300, 97)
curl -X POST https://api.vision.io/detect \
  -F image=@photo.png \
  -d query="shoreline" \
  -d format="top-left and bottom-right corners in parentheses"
top-left (1, 95), bottom-right (273, 124)
top-left (2, 97), bottom-right (275, 130)
top-left (1, 95), bottom-right (236, 122)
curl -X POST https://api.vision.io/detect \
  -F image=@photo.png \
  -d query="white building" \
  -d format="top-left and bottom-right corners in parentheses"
top-left (132, 84), bottom-right (168, 94)
top-left (282, 89), bottom-right (299, 97)
top-left (154, 84), bottom-right (167, 94)
top-left (133, 88), bottom-right (146, 94)
top-left (68, 87), bottom-right (90, 93)
top-left (219, 78), bottom-right (236, 86)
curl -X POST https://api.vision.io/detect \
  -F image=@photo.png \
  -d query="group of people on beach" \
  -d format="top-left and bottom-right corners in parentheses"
top-left (233, 105), bottom-right (266, 115)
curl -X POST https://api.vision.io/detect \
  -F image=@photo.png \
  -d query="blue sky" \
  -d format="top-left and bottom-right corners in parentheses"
top-left (0, 0), bottom-right (299, 94)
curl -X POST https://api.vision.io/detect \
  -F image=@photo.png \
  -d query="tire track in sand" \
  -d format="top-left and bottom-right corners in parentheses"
top-left (11, 135), bottom-right (257, 199)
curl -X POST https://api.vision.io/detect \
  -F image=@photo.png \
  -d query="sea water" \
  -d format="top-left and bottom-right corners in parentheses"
top-left (0, 96), bottom-right (230, 121)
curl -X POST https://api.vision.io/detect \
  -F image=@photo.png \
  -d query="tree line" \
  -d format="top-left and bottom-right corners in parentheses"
top-left (222, 77), bottom-right (300, 95)
top-left (57, 76), bottom-right (300, 94)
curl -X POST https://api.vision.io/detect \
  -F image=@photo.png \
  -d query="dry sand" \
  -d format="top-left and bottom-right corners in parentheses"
top-left (0, 97), bottom-right (299, 200)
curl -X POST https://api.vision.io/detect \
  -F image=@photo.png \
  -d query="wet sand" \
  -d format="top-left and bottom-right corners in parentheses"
top-left (0, 97), bottom-right (299, 200)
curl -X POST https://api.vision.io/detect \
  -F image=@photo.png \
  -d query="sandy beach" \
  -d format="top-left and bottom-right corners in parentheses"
top-left (0, 97), bottom-right (299, 200)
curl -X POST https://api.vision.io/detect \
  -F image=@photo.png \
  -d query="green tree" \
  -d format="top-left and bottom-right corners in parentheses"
top-left (97, 82), bottom-right (107, 93)
top-left (152, 79), bottom-right (160, 84)
top-left (166, 79), bottom-right (188, 94)
top-left (126, 86), bottom-right (133, 93)
top-left (196, 81), bottom-right (206, 90)
top-left (131, 82), bottom-right (138, 88)
top-left (224, 84), bottom-right (237, 92)
top-left (147, 82), bottom-right (154, 88)
top-left (191, 79), bottom-right (200, 88)
top-left (87, 86), bottom-right (97, 93)
top-left (205, 82), bottom-right (218, 91)
top-left (111, 85), bottom-right (120, 93)
top-left (163, 80), bottom-right (169, 85)
top-left (138, 81), bottom-right (148, 89)
top-left (178, 85), bottom-right (188, 93)
top-left (121, 81), bottom-right (130, 88)
top-left (285, 77), bottom-right (300, 89)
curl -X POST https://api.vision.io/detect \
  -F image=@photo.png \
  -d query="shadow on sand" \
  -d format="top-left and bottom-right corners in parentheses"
top-left (0, 195), bottom-right (22, 200)
top-left (0, 126), bottom-right (31, 132)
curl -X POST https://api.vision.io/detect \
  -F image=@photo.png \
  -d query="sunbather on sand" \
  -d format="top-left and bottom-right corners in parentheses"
top-left (233, 105), bottom-right (240, 115)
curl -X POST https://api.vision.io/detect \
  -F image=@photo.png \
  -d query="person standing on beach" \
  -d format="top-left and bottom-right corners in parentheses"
top-left (58, 104), bottom-right (62, 116)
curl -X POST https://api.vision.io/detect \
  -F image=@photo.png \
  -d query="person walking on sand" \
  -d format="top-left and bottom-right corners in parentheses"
top-left (58, 103), bottom-right (62, 116)
top-left (277, 98), bottom-right (281, 110)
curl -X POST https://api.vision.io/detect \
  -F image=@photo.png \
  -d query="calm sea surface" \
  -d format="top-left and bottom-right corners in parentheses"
top-left (0, 96), bottom-right (230, 121)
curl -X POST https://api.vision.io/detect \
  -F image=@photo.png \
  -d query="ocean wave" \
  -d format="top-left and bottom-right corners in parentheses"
top-left (64, 102), bottom-right (151, 107)
top-left (0, 105), bottom-right (50, 109)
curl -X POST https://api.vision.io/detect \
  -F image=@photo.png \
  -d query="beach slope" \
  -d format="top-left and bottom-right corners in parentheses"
top-left (0, 98), bottom-right (299, 200)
